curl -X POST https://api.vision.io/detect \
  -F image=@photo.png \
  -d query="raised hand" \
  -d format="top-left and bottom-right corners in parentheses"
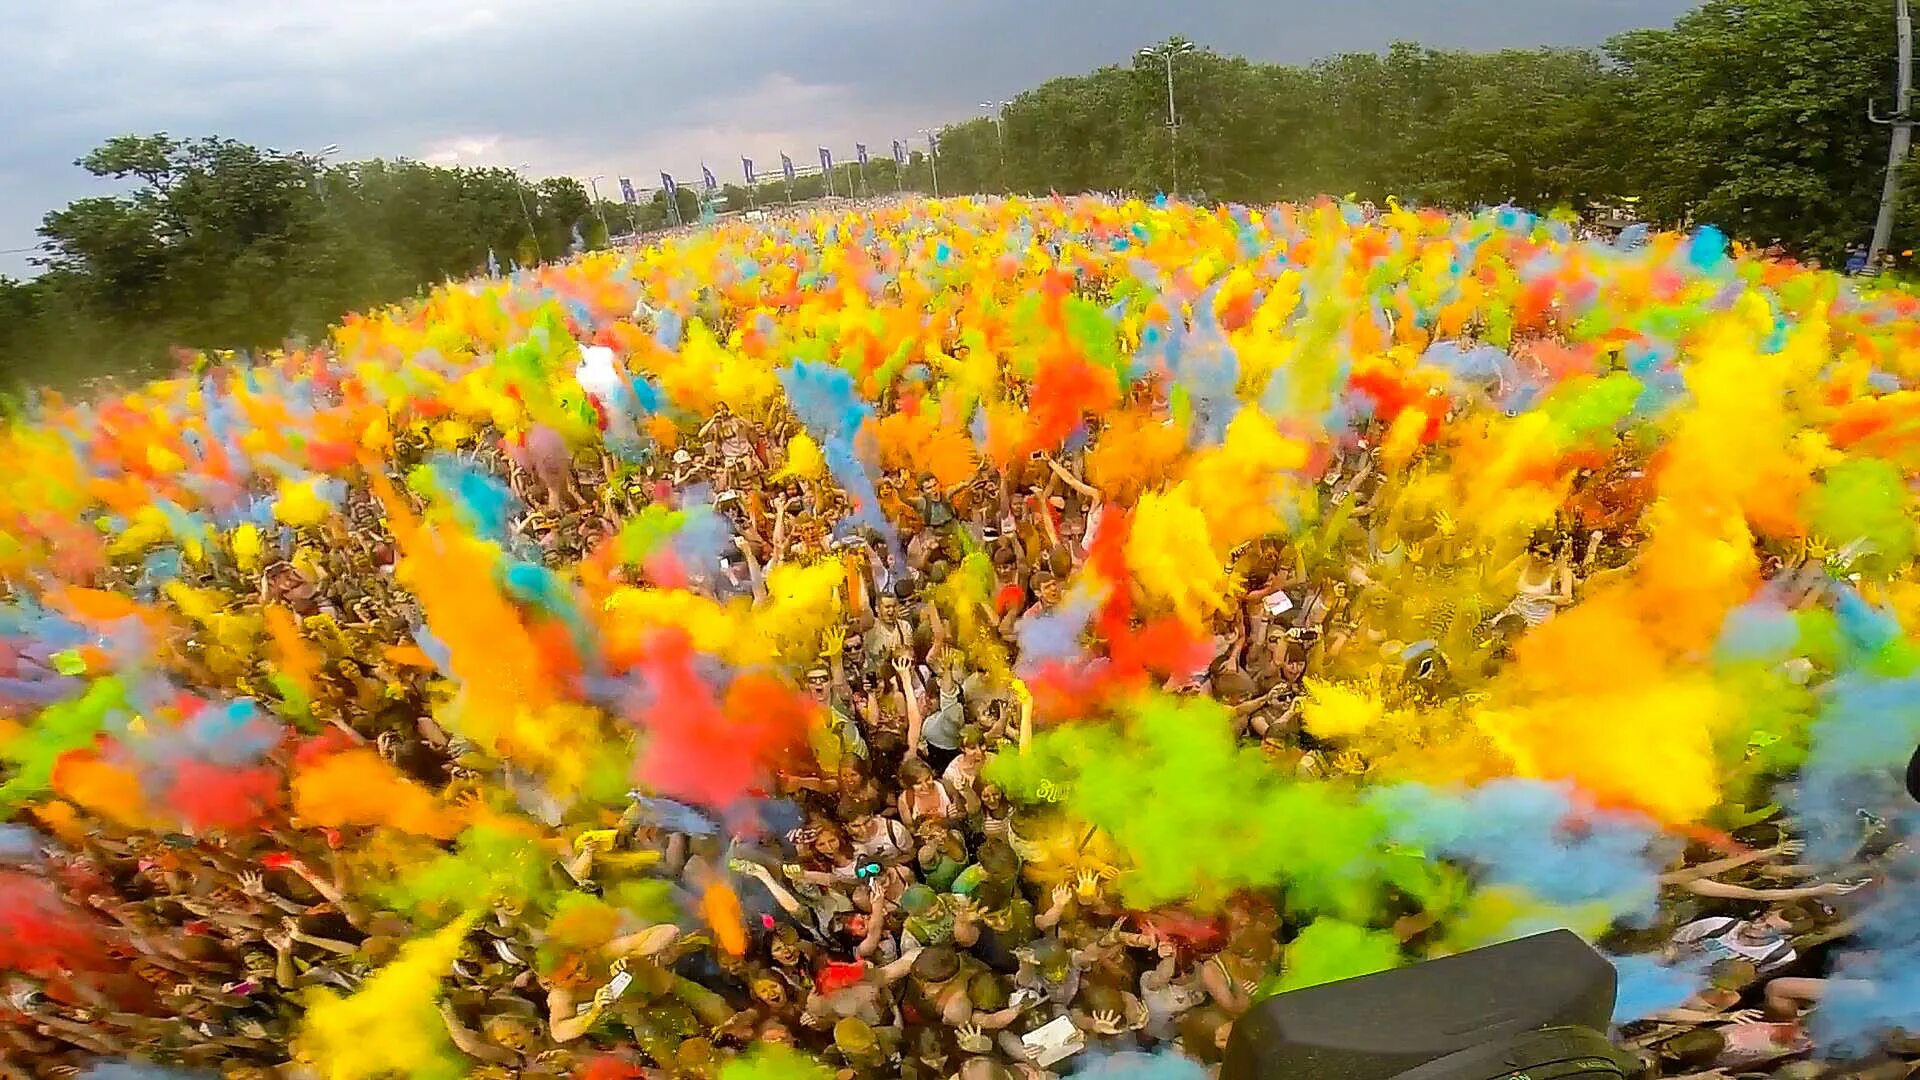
top-left (947, 894), bottom-right (980, 924)
top-left (1073, 869), bottom-right (1102, 898)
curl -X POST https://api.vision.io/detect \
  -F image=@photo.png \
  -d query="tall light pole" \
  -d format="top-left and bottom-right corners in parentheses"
top-left (920, 130), bottom-right (942, 198)
top-left (1870, 0), bottom-right (1915, 267)
top-left (515, 162), bottom-right (543, 264)
top-left (291, 144), bottom-right (339, 199)
top-left (978, 100), bottom-right (1009, 191)
top-left (1138, 40), bottom-right (1194, 199)
top-left (587, 174), bottom-right (612, 243)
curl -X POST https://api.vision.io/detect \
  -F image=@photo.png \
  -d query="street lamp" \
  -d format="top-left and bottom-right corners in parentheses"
top-left (978, 100), bottom-right (1010, 190)
top-left (515, 162), bottom-right (543, 263)
top-left (1868, 0), bottom-right (1914, 266)
top-left (281, 144), bottom-right (340, 197)
top-left (919, 129), bottom-right (942, 198)
top-left (1137, 40), bottom-right (1195, 198)
top-left (587, 174), bottom-right (613, 243)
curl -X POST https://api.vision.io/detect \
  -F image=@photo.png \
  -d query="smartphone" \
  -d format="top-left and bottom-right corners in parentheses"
top-left (605, 970), bottom-right (634, 1000)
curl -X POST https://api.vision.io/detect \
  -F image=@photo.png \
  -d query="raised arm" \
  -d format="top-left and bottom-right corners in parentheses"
top-left (899, 656), bottom-right (925, 755)
top-left (1045, 458), bottom-right (1100, 500)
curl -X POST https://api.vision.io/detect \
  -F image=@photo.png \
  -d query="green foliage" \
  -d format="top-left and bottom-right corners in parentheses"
top-left (2, 138), bottom-right (608, 390)
top-left (1607, 0), bottom-right (1894, 259)
top-left (932, 3), bottom-right (1896, 254)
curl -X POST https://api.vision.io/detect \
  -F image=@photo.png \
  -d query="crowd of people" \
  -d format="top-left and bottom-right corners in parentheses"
top-left (0, 196), bottom-right (1917, 1080)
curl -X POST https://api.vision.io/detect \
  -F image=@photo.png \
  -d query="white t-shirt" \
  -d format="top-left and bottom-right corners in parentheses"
top-left (1672, 917), bottom-right (1797, 974)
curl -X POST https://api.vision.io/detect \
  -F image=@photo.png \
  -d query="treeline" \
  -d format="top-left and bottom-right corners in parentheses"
top-left (0, 136), bottom-right (695, 389)
top-left (0, 0), bottom-right (1904, 389)
top-left (925, 0), bottom-right (1899, 261)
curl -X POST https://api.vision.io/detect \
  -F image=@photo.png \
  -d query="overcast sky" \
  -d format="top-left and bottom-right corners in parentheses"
top-left (0, 0), bottom-right (1697, 278)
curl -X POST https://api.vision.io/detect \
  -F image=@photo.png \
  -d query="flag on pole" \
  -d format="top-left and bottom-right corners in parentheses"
top-left (780, 153), bottom-right (796, 182)
top-left (856, 143), bottom-right (869, 167)
top-left (701, 164), bottom-right (717, 192)
top-left (927, 131), bottom-right (940, 154)
top-left (661, 172), bottom-right (677, 197)
top-left (742, 157), bottom-right (755, 184)
top-left (618, 177), bottom-right (637, 205)
top-left (819, 146), bottom-right (834, 173)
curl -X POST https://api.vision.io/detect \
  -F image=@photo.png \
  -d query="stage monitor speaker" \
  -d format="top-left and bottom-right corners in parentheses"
top-left (1222, 929), bottom-right (1639, 1080)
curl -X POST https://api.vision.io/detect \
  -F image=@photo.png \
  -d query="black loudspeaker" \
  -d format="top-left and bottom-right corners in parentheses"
top-left (1906, 742), bottom-right (1919, 803)
top-left (1222, 930), bottom-right (1639, 1080)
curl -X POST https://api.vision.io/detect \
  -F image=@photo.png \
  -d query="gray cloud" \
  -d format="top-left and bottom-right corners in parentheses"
top-left (0, 0), bottom-right (1695, 276)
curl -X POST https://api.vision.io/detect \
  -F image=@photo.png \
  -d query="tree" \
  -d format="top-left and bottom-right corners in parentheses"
top-left (8, 134), bottom-right (604, 386)
top-left (1607, 0), bottom-right (1895, 258)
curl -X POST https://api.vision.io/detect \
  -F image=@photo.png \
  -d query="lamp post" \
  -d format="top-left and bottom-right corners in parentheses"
top-left (1137, 40), bottom-right (1195, 199)
top-left (978, 100), bottom-right (1009, 190)
top-left (515, 162), bottom-right (543, 263)
top-left (587, 174), bottom-right (613, 244)
top-left (920, 129), bottom-right (942, 198)
top-left (290, 144), bottom-right (339, 199)
top-left (1869, 0), bottom-right (1915, 267)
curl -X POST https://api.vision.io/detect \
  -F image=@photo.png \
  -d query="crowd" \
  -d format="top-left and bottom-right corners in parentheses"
top-left (0, 196), bottom-right (1917, 1080)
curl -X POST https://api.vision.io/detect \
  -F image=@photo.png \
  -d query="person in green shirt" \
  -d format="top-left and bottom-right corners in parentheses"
top-left (899, 883), bottom-right (983, 951)
top-left (914, 823), bottom-right (968, 894)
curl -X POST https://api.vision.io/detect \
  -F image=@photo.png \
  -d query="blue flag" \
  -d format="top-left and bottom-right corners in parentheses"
top-left (660, 171), bottom-right (677, 197)
top-left (927, 131), bottom-right (940, 154)
top-left (742, 157), bottom-right (754, 184)
top-left (781, 153), bottom-right (795, 182)
top-left (701, 163), bottom-right (717, 192)
top-left (819, 146), bottom-right (833, 173)
top-left (618, 177), bottom-right (637, 205)
top-left (892, 139), bottom-right (906, 166)
top-left (856, 142), bottom-right (869, 167)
